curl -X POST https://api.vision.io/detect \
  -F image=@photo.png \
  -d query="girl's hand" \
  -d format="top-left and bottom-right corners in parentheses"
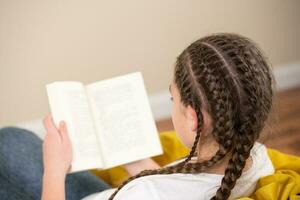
top-left (42, 113), bottom-right (72, 178)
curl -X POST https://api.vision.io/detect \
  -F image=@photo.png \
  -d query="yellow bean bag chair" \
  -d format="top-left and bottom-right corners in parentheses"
top-left (239, 149), bottom-right (300, 200)
top-left (90, 130), bottom-right (300, 199)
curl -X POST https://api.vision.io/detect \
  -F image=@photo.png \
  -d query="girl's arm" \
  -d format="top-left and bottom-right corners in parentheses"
top-left (42, 173), bottom-right (66, 200)
top-left (42, 114), bottom-right (72, 200)
top-left (124, 158), bottom-right (161, 176)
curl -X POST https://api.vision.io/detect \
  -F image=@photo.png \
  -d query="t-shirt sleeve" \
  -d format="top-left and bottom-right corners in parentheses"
top-left (114, 179), bottom-right (160, 200)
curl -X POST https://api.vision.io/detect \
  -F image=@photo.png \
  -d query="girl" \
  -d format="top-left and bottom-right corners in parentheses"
top-left (0, 33), bottom-right (275, 200)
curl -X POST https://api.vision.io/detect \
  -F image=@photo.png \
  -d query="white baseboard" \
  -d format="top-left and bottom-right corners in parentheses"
top-left (149, 62), bottom-right (300, 121)
top-left (273, 62), bottom-right (300, 91)
top-left (7, 62), bottom-right (300, 127)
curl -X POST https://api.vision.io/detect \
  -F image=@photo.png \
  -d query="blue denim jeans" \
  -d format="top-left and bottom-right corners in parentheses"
top-left (0, 127), bottom-right (111, 200)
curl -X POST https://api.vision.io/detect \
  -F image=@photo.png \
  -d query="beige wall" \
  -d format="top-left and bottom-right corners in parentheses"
top-left (1, 0), bottom-right (300, 125)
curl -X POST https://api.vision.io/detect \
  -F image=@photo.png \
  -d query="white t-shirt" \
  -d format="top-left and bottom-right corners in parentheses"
top-left (82, 142), bottom-right (274, 200)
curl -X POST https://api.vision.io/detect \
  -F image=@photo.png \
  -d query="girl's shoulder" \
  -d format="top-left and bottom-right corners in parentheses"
top-left (84, 142), bottom-right (274, 200)
top-left (249, 142), bottom-right (275, 175)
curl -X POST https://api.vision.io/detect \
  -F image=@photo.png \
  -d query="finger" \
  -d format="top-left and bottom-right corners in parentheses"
top-left (43, 113), bottom-right (59, 135)
top-left (43, 113), bottom-right (51, 127)
top-left (59, 121), bottom-right (70, 142)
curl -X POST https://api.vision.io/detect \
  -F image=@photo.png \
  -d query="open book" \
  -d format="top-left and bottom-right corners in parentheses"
top-left (46, 72), bottom-right (163, 173)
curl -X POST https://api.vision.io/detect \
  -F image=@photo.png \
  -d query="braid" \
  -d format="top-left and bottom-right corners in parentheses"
top-left (108, 33), bottom-right (274, 200)
top-left (206, 34), bottom-right (273, 200)
top-left (213, 131), bottom-right (255, 200)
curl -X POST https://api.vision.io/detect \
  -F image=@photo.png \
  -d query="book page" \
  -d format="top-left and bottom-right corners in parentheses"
top-left (46, 82), bottom-right (103, 172)
top-left (86, 72), bottom-right (163, 169)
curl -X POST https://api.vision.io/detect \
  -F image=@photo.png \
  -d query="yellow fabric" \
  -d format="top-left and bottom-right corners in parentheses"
top-left (91, 130), bottom-right (300, 199)
top-left (238, 148), bottom-right (300, 200)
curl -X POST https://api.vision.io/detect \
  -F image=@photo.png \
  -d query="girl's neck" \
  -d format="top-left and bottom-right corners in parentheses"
top-left (194, 153), bottom-right (253, 175)
top-left (194, 141), bottom-right (253, 175)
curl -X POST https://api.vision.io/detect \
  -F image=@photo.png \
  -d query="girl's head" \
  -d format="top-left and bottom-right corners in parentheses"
top-left (171, 33), bottom-right (274, 199)
top-left (109, 33), bottom-right (274, 200)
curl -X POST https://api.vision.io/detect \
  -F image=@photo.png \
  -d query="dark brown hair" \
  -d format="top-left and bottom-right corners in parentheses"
top-left (109, 33), bottom-right (274, 200)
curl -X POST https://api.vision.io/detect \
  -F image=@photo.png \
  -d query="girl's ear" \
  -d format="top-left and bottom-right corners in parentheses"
top-left (186, 106), bottom-right (212, 135)
top-left (186, 105), bottom-right (198, 132)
